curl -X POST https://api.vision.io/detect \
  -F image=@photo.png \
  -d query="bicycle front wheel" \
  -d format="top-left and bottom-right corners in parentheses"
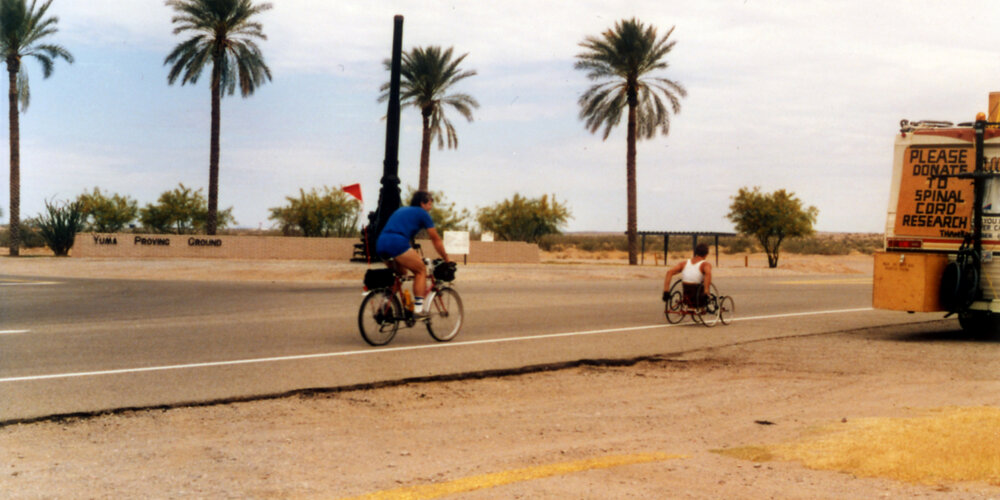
top-left (358, 290), bottom-right (401, 346)
top-left (718, 296), bottom-right (735, 325)
top-left (425, 287), bottom-right (464, 342)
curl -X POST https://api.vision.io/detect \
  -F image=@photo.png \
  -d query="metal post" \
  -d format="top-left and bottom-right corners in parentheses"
top-left (715, 235), bottom-right (720, 267)
top-left (641, 234), bottom-right (646, 265)
top-left (363, 16), bottom-right (404, 260)
top-left (973, 120), bottom-right (987, 300)
top-left (663, 234), bottom-right (669, 265)
top-left (974, 120), bottom-right (985, 260)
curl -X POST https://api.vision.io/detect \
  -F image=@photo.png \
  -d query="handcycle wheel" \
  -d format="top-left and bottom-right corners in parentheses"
top-left (718, 296), bottom-right (735, 325)
top-left (358, 289), bottom-right (401, 346)
top-left (699, 294), bottom-right (720, 327)
top-left (665, 291), bottom-right (685, 324)
top-left (425, 287), bottom-right (464, 342)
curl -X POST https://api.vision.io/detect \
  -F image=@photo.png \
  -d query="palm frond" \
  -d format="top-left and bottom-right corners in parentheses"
top-left (575, 18), bottom-right (684, 141)
top-left (383, 44), bottom-right (479, 150)
top-left (165, 0), bottom-right (272, 97)
top-left (0, 0), bottom-right (73, 114)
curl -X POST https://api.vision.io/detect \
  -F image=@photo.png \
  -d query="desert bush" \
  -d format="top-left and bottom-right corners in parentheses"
top-left (477, 194), bottom-right (571, 243)
top-left (140, 184), bottom-right (234, 234)
top-left (0, 225), bottom-right (45, 248)
top-left (269, 186), bottom-right (361, 237)
top-left (784, 233), bottom-right (882, 255)
top-left (539, 232), bottom-right (881, 256)
top-left (723, 235), bottom-right (758, 254)
top-left (31, 200), bottom-right (84, 256)
top-left (76, 187), bottom-right (139, 232)
top-left (539, 234), bottom-right (626, 252)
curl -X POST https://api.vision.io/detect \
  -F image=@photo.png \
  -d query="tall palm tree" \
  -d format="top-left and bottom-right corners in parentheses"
top-left (164, 0), bottom-right (272, 235)
top-left (1, 0), bottom-right (72, 256)
top-left (576, 18), bottom-right (686, 265)
top-left (379, 46), bottom-right (478, 192)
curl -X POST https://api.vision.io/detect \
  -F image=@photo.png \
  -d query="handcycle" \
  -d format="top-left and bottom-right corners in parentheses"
top-left (358, 256), bottom-right (463, 346)
top-left (663, 279), bottom-right (735, 327)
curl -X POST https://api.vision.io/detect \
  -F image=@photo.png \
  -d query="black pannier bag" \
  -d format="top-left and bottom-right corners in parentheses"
top-left (433, 261), bottom-right (457, 282)
top-left (364, 268), bottom-right (396, 290)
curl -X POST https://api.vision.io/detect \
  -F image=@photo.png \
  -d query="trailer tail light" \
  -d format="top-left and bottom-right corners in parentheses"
top-left (887, 238), bottom-right (922, 249)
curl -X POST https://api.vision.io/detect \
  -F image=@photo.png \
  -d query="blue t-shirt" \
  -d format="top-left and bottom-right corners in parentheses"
top-left (381, 206), bottom-right (434, 240)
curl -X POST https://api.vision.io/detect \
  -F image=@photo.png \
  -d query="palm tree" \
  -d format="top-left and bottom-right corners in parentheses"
top-left (164, 0), bottom-right (272, 235)
top-left (576, 18), bottom-right (686, 265)
top-left (0, 0), bottom-right (72, 256)
top-left (379, 46), bottom-right (478, 192)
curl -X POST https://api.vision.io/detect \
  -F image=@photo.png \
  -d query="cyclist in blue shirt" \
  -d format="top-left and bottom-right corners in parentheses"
top-left (375, 191), bottom-right (451, 314)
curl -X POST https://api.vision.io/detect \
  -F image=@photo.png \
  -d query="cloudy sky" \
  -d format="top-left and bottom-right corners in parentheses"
top-left (3, 0), bottom-right (1000, 233)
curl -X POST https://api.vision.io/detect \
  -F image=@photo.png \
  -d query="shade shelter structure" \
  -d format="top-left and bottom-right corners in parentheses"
top-left (635, 231), bottom-right (737, 266)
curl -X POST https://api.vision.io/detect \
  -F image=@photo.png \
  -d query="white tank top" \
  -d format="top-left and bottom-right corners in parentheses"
top-left (681, 259), bottom-right (706, 284)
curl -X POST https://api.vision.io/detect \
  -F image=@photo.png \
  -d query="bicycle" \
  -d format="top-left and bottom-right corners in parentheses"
top-left (664, 279), bottom-right (735, 327)
top-left (358, 257), bottom-right (463, 346)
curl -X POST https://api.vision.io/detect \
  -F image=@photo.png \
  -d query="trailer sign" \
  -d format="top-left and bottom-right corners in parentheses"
top-left (894, 145), bottom-right (975, 238)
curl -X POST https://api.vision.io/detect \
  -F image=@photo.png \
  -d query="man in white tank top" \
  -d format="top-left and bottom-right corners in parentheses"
top-left (662, 243), bottom-right (713, 306)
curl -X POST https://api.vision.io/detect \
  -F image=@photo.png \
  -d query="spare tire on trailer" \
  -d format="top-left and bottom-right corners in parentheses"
top-left (939, 260), bottom-right (979, 312)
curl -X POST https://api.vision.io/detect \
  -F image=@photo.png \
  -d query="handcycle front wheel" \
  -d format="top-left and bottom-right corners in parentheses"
top-left (425, 287), bottom-right (464, 342)
top-left (665, 291), bottom-right (685, 324)
top-left (717, 295), bottom-right (735, 325)
top-left (358, 289), bottom-right (401, 346)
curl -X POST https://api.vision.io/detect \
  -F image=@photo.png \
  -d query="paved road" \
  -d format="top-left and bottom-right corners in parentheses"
top-left (0, 273), bottom-right (947, 422)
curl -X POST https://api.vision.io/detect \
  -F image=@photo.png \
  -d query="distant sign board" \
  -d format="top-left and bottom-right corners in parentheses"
top-left (444, 231), bottom-right (470, 255)
top-left (894, 145), bottom-right (975, 239)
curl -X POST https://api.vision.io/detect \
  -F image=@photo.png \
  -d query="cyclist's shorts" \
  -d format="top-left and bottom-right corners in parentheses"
top-left (375, 233), bottom-right (410, 260)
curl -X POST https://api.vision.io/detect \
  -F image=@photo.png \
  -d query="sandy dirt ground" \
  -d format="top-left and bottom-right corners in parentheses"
top-left (4, 253), bottom-right (1000, 498)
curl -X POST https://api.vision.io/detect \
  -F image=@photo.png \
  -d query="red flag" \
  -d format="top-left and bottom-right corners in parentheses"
top-left (342, 183), bottom-right (362, 202)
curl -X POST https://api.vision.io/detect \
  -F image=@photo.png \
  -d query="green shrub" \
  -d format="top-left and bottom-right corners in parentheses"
top-left (32, 200), bottom-right (84, 256)
top-left (76, 187), bottom-right (138, 232)
top-left (269, 186), bottom-right (361, 237)
top-left (140, 184), bottom-right (234, 234)
top-left (477, 194), bottom-right (571, 243)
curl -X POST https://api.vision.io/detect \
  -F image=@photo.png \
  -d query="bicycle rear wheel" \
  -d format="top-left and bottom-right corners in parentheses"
top-left (718, 296), bottom-right (735, 325)
top-left (425, 287), bottom-right (463, 341)
top-left (358, 290), bottom-right (401, 346)
top-left (665, 291), bottom-right (685, 324)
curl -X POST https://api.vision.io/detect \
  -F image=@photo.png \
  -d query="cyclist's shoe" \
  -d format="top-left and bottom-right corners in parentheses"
top-left (413, 308), bottom-right (429, 318)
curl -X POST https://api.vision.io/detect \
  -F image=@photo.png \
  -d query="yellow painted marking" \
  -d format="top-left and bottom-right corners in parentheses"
top-left (778, 278), bottom-right (872, 285)
top-left (0, 278), bottom-right (59, 286)
top-left (717, 407), bottom-right (1000, 485)
top-left (341, 452), bottom-right (683, 500)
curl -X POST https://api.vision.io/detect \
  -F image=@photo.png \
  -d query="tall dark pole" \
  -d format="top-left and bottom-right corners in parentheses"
top-left (378, 15), bottom-right (404, 227)
top-left (362, 15), bottom-right (404, 261)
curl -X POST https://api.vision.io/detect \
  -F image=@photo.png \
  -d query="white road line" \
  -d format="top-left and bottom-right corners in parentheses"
top-left (0, 307), bottom-right (874, 383)
top-left (0, 281), bottom-right (59, 286)
top-left (0, 330), bottom-right (29, 335)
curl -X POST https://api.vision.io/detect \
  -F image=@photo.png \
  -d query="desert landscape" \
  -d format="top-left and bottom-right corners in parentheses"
top-left (3, 252), bottom-right (1000, 498)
